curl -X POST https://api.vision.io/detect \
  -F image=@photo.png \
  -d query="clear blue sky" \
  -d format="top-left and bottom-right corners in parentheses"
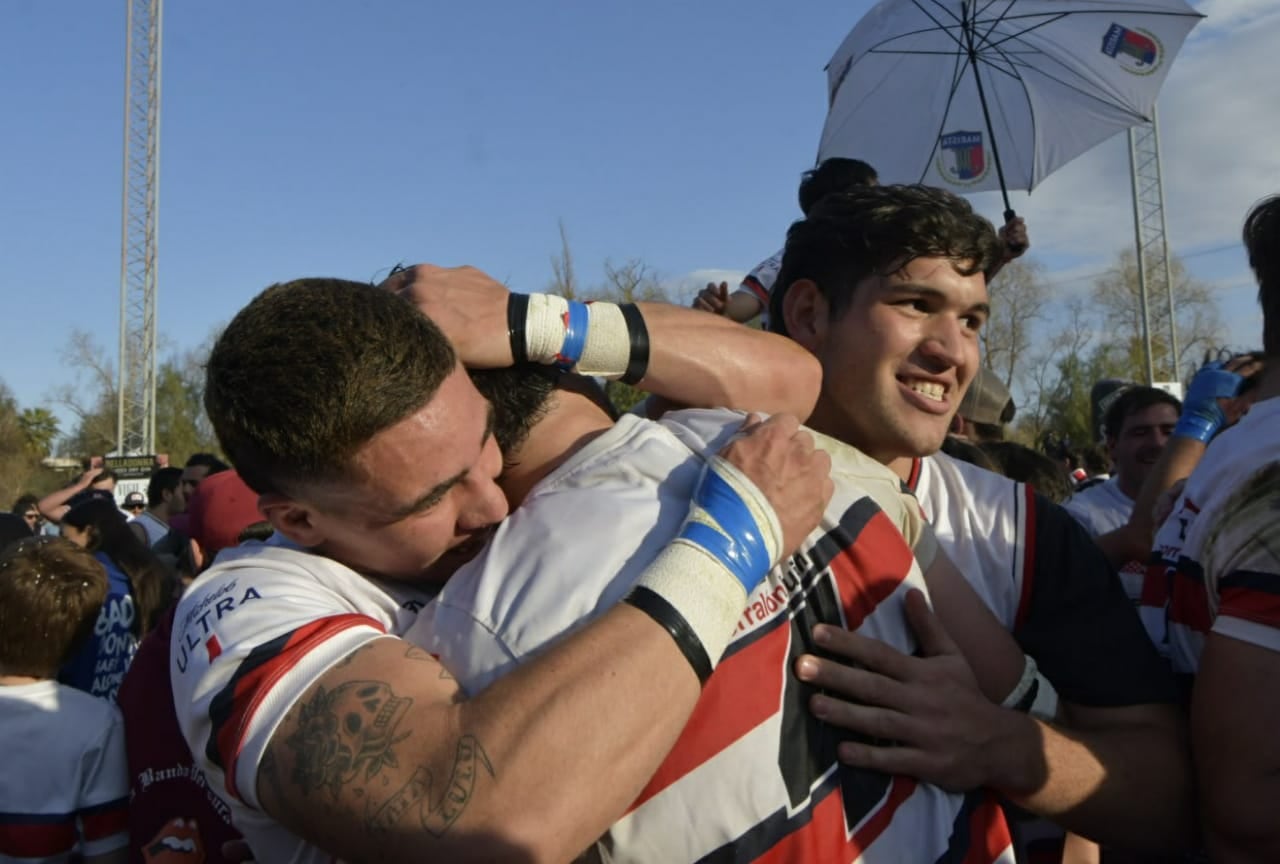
top-left (1, 0), bottom-right (1270, 438)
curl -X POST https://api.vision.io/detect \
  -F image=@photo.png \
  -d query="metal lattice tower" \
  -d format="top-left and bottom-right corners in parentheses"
top-left (1127, 105), bottom-right (1178, 386)
top-left (116, 0), bottom-right (163, 456)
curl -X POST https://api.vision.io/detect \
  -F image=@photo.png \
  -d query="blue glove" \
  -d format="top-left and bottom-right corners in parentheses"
top-left (1174, 361), bottom-right (1245, 443)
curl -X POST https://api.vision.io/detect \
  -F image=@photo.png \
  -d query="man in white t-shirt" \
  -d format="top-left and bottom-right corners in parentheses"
top-left (170, 275), bottom-right (832, 864)
top-left (1063, 385), bottom-right (1180, 603)
top-left (129, 467), bottom-right (186, 547)
top-left (765, 184), bottom-right (1192, 854)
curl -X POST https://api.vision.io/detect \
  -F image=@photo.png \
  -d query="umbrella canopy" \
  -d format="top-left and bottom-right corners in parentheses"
top-left (819, 0), bottom-right (1203, 208)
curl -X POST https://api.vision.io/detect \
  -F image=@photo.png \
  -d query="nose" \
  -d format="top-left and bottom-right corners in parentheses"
top-left (456, 473), bottom-right (509, 532)
top-left (919, 315), bottom-right (967, 370)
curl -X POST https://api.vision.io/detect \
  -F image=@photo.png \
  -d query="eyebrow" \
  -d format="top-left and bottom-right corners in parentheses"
top-left (385, 402), bottom-right (496, 521)
top-left (884, 283), bottom-right (990, 318)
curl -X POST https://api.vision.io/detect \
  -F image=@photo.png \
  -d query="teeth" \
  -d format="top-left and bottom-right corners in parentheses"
top-left (908, 381), bottom-right (946, 401)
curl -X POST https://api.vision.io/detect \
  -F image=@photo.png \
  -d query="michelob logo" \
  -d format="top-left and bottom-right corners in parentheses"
top-left (1101, 23), bottom-right (1163, 75)
top-left (936, 130), bottom-right (988, 185)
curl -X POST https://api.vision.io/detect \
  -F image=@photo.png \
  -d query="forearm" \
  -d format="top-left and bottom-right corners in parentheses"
top-left (721, 291), bottom-right (764, 323)
top-left (988, 707), bottom-right (1195, 851)
top-left (635, 301), bottom-right (821, 418)
top-left (262, 607), bottom-right (702, 864)
top-left (38, 478), bottom-right (91, 521)
top-left (451, 604), bottom-right (700, 860)
top-left (1126, 435), bottom-right (1206, 547)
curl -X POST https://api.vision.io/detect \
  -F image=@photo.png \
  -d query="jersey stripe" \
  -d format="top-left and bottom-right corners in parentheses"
top-left (78, 797), bottom-right (129, 842)
top-left (739, 276), bottom-right (770, 306)
top-left (1169, 559), bottom-right (1211, 633)
top-left (0, 813), bottom-right (77, 859)
top-left (1218, 570), bottom-right (1280, 628)
top-left (632, 621), bottom-right (790, 810)
top-left (205, 613), bottom-right (384, 800)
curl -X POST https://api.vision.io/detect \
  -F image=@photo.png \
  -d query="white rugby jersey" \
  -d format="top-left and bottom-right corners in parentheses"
top-left (169, 538), bottom-right (434, 864)
top-left (412, 409), bottom-right (1013, 864)
top-left (1150, 397), bottom-right (1280, 675)
top-left (910, 453), bottom-right (1174, 709)
top-left (1063, 477), bottom-right (1146, 604)
top-left (0, 681), bottom-right (129, 863)
top-left (732, 250), bottom-right (783, 327)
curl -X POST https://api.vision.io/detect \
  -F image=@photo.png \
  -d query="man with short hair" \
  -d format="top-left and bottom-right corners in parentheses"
top-left (1063, 386), bottom-right (1180, 601)
top-left (766, 184), bottom-right (1193, 853)
top-left (180, 453), bottom-right (229, 500)
top-left (129, 466), bottom-right (186, 547)
top-left (171, 277), bottom-right (831, 863)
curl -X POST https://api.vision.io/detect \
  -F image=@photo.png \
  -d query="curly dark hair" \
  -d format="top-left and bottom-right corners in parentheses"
top-left (769, 184), bottom-right (1003, 335)
top-left (797, 158), bottom-right (878, 215)
top-left (1243, 195), bottom-right (1280, 354)
top-left (204, 278), bottom-right (457, 496)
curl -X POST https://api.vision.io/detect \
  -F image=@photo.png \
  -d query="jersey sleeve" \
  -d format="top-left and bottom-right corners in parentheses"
top-left (170, 562), bottom-right (391, 811)
top-left (1204, 464), bottom-right (1280, 653)
top-left (735, 250), bottom-right (784, 306)
top-left (1015, 493), bottom-right (1177, 706)
top-left (77, 705), bottom-right (129, 857)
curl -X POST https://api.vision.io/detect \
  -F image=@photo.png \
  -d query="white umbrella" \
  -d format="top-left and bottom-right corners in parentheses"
top-left (819, 0), bottom-right (1203, 220)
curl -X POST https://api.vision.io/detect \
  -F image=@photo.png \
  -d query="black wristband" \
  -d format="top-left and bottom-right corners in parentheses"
top-left (507, 294), bottom-right (530, 364)
top-left (619, 302), bottom-right (650, 385)
top-left (624, 585), bottom-right (713, 684)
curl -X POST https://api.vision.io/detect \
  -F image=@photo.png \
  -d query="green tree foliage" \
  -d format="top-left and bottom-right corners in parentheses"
top-left (55, 330), bottom-right (222, 464)
top-left (18, 407), bottom-right (60, 458)
top-left (1011, 249), bottom-right (1225, 451)
top-left (0, 382), bottom-right (63, 505)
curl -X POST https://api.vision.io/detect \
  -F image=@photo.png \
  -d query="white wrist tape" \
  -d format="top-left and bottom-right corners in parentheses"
top-left (576, 301), bottom-right (631, 379)
top-left (1001, 654), bottom-right (1061, 722)
top-left (524, 294), bottom-right (573, 366)
top-left (630, 455), bottom-right (786, 679)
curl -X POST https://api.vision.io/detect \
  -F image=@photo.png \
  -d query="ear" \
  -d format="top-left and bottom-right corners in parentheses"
top-left (949, 414), bottom-right (967, 437)
top-left (780, 279), bottom-right (830, 353)
top-left (257, 492), bottom-right (327, 548)
top-left (1105, 434), bottom-right (1118, 461)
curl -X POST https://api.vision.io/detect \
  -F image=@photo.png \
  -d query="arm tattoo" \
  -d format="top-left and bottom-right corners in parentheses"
top-left (368, 736), bottom-right (495, 838)
top-left (285, 681), bottom-right (413, 799)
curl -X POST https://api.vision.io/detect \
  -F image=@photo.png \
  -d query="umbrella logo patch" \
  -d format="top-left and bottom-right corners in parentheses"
top-left (1101, 24), bottom-right (1163, 75)
top-left (937, 131), bottom-right (988, 186)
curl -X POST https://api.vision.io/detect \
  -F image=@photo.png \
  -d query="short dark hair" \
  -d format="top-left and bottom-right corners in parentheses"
top-left (11, 494), bottom-right (39, 517)
top-left (185, 453), bottom-right (230, 475)
top-left (147, 467), bottom-right (184, 507)
top-left (797, 158), bottom-right (879, 215)
top-left (467, 365), bottom-right (559, 460)
top-left (769, 184), bottom-right (1003, 335)
top-left (0, 537), bottom-right (108, 677)
top-left (1103, 386), bottom-right (1181, 439)
top-left (1243, 195), bottom-right (1280, 355)
top-left (205, 279), bottom-right (458, 496)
